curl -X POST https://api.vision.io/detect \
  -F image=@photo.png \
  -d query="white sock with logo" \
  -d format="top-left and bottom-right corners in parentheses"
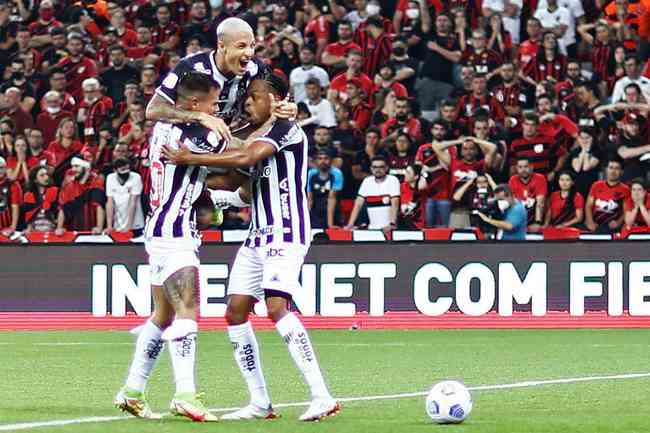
top-left (165, 319), bottom-right (198, 395)
top-left (125, 319), bottom-right (165, 392)
top-left (275, 312), bottom-right (331, 401)
top-left (227, 322), bottom-right (271, 409)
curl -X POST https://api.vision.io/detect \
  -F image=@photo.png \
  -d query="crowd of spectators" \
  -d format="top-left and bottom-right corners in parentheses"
top-left (2, 0), bottom-right (650, 240)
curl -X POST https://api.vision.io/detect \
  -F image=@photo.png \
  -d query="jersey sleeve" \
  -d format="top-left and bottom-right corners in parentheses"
top-left (255, 120), bottom-right (304, 152)
top-left (331, 168), bottom-right (344, 191)
top-left (306, 169), bottom-right (317, 193)
top-left (105, 174), bottom-right (116, 198)
top-left (389, 176), bottom-right (401, 197)
top-left (156, 59), bottom-right (194, 104)
top-left (358, 177), bottom-right (370, 198)
top-left (132, 173), bottom-right (143, 195)
top-left (181, 125), bottom-right (227, 154)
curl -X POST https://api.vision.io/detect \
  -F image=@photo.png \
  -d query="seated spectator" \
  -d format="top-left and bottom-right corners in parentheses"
top-left (569, 127), bottom-right (602, 198)
top-left (56, 157), bottom-right (106, 235)
top-left (615, 114), bottom-right (650, 181)
top-left (345, 155), bottom-right (400, 232)
top-left (0, 119), bottom-right (15, 158)
top-left (104, 157), bottom-right (144, 236)
top-left (22, 166), bottom-right (59, 233)
top-left (0, 156), bottom-right (22, 237)
top-left (26, 129), bottom-right (49, 167)
top-left (307, 149), bottom-right (344, 229)
top-left (40, 68), bottom-right (77, 114)
top-left (0, 87), bottom-right (33, 135)
top-left (508, 157), bottom-right (548, 233)
top-left (624, 178), bottom-right (650, 228)
top-left (300, 77), bottom-right (336, 129)
top-left (585, 158), bottom-right (631, 233)
top-left (476, 184), bottom-right (528, 240)
top-left (434, 136), bottom-right (498, 228)
top-left (36, 91), bottom-right (73, 147)
top-left (6, 135), bottom-right (34, 184)
top-left (509, 112), bottom-right (566, 180)
top-left (380, 96), bottom-right (423, 143)
top-left (387, 132), bottom-right (415, 182)
top-left (544, 171), bottom-right (585, 228)
top-left (465, 172), bottom-right (498, 236)
top-left (48, 118), bottom-right (83, 169)
top-left (399, 164), bottom-right (427, 229)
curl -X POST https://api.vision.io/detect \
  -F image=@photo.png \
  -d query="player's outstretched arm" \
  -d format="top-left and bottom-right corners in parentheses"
top-left (205, 171), bottom-right (250, 191)
top-left (163, 140), bottom-right (276, 169)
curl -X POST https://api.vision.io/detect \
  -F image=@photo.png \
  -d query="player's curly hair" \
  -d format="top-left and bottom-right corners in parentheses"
top-left (255, 73), bottom-right (289, 100)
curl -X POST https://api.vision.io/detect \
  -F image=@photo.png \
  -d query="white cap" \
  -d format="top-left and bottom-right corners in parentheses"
top-left (71, 156), bottom-right (91, 169)
top-left (82, 78), bottom-right (100, 91)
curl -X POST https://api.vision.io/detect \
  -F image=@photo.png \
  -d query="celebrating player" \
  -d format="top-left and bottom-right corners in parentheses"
top-left (147, 17), bottom-right (295, 140)
top-left (163, 75), bottom-right (341, 422)
top-left (114, 72), bottom-right (227, 422)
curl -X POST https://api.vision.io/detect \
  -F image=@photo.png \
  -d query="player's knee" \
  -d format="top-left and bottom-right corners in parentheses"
top-left (225, 305), bottom-right (248, 325)
top-left (266, 299), bottom-right (289, 323)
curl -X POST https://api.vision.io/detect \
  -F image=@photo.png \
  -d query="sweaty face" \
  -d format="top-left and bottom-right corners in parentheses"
top-left (244, 80), bottom-right (273, 125)
top-left (221, 31), bottom-right (255, 76)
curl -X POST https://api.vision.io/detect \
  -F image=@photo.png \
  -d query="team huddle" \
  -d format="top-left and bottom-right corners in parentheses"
top-left (112, 17), bottom-right (340, 422)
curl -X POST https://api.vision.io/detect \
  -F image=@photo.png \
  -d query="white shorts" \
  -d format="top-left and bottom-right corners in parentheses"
top-left (145, 237), bottom-right (200, 286)
top-left (227, 243), bottom-right (308, 301)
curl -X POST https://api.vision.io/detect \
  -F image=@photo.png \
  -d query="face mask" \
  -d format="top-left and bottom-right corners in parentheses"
top-left (12, 71), bottom-right (24, 81)
top-left (39, 9), bottom-right (54, 21)
top-left (366, 4), bottom-right (380, 16)
top-left (396, 113), bottom-right (407, 122)
top-left (209, 0), bottom-right (223, 8)
top-left (117, 171), bottom-right (130, 182)
top-left (498, 199), bottom-right (510, 212)
top-left (476, 187), bottom-right (488, 194)
top-left (393, 47), bottom-right (406, 56)
top-left (405, 8), bottom-right (419, 19)
top-left (46, 106), bottom-right (61, 114)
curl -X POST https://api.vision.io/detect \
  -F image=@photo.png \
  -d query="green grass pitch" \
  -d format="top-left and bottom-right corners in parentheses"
top-left (1, 329), bottom-right (649, 432)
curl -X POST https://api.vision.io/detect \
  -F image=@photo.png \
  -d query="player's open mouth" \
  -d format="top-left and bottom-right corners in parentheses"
top-left (239, 59), bottom-right (250, 69)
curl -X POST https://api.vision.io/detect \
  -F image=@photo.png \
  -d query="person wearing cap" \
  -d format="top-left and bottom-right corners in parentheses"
top-left (36, 91), bottom-right (73, 147)
top-left (27, 0), bottom-right (63, 46)
top-left (104, 157), bottom-right (144, 236)
top-left (100, 44), bottom-right (139, 103)
top-left (307, 148), bottom-right (344, 229)
top-left (56, 155), bottom-right (106, 235)
top-left (77, 78), bottom-right (113, 146)
top-left (54, 33), bottom-right (98, 101)
top-left (0, 156), bottom-right (22, 238)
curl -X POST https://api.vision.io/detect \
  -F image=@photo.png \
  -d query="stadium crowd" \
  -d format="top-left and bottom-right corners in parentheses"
top-left (2, 0), bottom-right (650, 239)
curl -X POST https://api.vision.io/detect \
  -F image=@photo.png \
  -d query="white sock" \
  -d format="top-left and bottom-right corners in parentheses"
top-left (125, 320), bottom-right (165, 392)
top-left (228, 322), bottom-right (271, 409)
top-left (167, 319), bottom-right (198, 395)
top-left (275, 313), bottom-right (331, 401)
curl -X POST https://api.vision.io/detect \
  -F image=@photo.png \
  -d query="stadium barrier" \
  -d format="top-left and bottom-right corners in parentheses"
top-left (1, 241), bottom-right (650, 330)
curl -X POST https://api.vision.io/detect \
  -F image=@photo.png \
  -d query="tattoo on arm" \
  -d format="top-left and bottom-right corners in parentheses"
top-left (147, 96), bottom-right (200, 124)
top-left (163, 266), bottom-right (198, 311)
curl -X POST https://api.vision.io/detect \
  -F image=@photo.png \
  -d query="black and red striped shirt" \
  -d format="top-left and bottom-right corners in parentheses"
top-left (592, 40), bottom-right (614, 81)
top-left (589, 180), bottom-right (631, 226)
top-left (357, 31), bottom-right (392, 79)
top-left (457, 94), bottom-right (505, 124)
top-left (23, 186), bottom-right (59, 225)
top-left (58, 173), bottom-right (106, 230)
top-left (524, 54), bottom-right (567, 83)
top-left (0, 179), bottom-right (22, 229)
top-left (461, 47), bottom-right (502, 75)
top-left (509, 134), bottom-right (565, 175)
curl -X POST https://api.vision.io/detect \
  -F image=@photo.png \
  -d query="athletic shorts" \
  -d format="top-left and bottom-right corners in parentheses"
top-left (227, 242), bottom-right (308, 301)
top-left (145, 237), bottom-right (200, 286)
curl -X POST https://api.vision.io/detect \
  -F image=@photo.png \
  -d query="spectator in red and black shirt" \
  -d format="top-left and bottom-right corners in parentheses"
top-left (0, 156), bottom-right (22, 237)
top-left (509, 112), bottom-right (567, 180)
top-left (36, 91), bottom-right (73, 147)
top-left (544, 170), bottom-right (585, 228)
top-left (387, 132), bottom-right (415, 181)
top-left (519, 17), bottom-right (543, 66)
top-left (110, 8), bottom-right (138, 49)
top-left (77, 78), bottom-right (113, 146)
top-left (624, 178), bottom-right (650, 227)
top-left (28, 0), bottom-right (63, 44)
top-left (357, 16), bottom-right (393, 80)
top-left (23, 165), bottom-right (59, 233)
top-left (329, 50), bottom-right (374, 104)
top-left (303, 0), bottom-right (331, 61)
top-left (47, 117), bottom-right (83, 170)
top-left (585, 158), bottom-right (631, 233)
top-left (152, 4), bottom-right (180, 51)
top-left (461, 28), bottom-right (502, 80)
top-left (0, 87), bottom-right (33, 135)
top-left (457, 74), bottom-right (505, 126)
top-left (399, 163), bottom-right (427, 229)
top-left (509, 157), bottom-right (549, 231)
top-left (381, 96), bottom-right (423, 143)
top-left (522, 32), bottom-right (567, 85)
top-left (40, 68), bottom-right (77, 114)
top-left (492, 62), bottom-right (535, 123)
top-left (56, 156), bottom-right (106, 235)
top-left (55, 34), bottom-right (98, 102)
top-left (578, 21), bottom-right (617, 84)
top-left (346, 79), bottom-right (372, 131)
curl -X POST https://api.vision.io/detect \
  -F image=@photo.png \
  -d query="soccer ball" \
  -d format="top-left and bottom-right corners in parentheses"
top-left (425, 380), bottom-right (473, 424)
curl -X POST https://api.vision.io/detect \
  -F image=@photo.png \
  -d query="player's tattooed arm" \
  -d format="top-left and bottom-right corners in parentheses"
top-left (146, 94), bottom-right (232, 142)
top-left (163, 266), bottom-right (198, 312)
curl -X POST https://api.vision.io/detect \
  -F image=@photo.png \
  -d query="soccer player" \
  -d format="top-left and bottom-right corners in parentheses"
top-left (146, 17), bottom-right (295, 140)
top-left (114, 72), bottom-right (227, 422)
top-left (163, 75), bottom-right (341, 422)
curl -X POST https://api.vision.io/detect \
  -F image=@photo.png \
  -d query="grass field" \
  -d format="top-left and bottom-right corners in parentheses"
top-left (1, 329), bottom-right (649, 433)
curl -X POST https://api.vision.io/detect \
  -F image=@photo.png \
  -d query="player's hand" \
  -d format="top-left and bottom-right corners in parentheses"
top-left (271, 95), bottom-right (297, 120)
top-left (162, 144), bottom-right (193, 165)
top-left (199, 112), bottom-right (232, 143)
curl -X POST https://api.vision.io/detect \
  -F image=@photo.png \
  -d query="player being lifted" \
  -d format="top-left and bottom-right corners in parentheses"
top-left (163, 75), bottom-right (341, 422)
top-left (114, 72), bottom-right (228, 422)
top-left (146, 17), bottom-right (296, 140)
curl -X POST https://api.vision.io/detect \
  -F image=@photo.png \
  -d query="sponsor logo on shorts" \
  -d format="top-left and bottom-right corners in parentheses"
top-left (267, 248), bottom-right (285, 258)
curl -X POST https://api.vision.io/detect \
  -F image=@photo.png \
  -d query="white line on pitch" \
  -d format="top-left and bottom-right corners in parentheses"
top-left (1, 372), bottom-right (649, 431)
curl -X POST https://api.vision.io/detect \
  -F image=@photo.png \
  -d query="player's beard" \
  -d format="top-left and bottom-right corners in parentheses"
top-left (75, 168), bottom-right (87, 181)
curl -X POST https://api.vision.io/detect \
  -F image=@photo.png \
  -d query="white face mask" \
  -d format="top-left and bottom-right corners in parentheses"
top-left (209, 0), bottom-right (223, 8)
top-left (366, 4), bottom-right (380, 16)
top-left (498, 199), bottom-right (510, 212)
top-left (405, 8), bottom-right (419, 19)
top-left (46, 106), bottom-right (61, 114)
